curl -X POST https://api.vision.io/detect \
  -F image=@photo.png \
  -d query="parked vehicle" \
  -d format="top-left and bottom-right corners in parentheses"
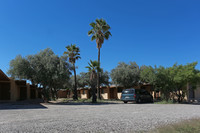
top-left (121, 88), bottom-right (153, 103)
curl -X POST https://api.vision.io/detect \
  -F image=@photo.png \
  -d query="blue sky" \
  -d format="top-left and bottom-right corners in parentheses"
top-left (0, 0), bottom-right (200, 75)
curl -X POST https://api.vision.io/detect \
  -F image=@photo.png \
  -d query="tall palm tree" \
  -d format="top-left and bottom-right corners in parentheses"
top-left (88, 18), bottom-right (112, 99)
top-left (64, 44), bottom-right (81, 100)
top-left (86, 60), bottom-right (100, 103)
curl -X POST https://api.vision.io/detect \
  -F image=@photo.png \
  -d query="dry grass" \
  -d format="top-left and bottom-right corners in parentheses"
top-left (151, 119), bottom-right (200, 133)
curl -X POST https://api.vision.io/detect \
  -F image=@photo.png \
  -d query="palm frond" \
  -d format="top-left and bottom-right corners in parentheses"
top-left (88, 18), bottom-right (112, 44)
top-left (63, 51), bottom-right (68, 55)
top-left (102, 25), bottom-right (110, 32)
top-left (90, 22), bottom-right (96, 28)
top-left (63, 44), bottom-right (81, 64)
top-left (91, 35), bottom-right (96, 41)
top-left (88, 30), bottom-right (93, 36)
top-left (85, 66), bottom-right (92, 71)
top-left (104, 31), bottom-right (112, 40)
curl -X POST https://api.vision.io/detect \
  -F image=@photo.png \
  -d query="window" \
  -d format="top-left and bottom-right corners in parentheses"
top-left (122, 89), bottom-right (135, 94)
top-left (83, 90), bottom-right (85, 94)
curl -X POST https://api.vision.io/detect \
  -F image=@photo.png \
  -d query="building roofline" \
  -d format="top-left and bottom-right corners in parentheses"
top-left (0, 69), bottom-right (10, 81)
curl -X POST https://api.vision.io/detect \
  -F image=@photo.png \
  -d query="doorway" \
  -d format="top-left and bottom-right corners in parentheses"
top-left (20, 87), bottom-right (27, 100)
top-left (0, 83), bottom-right (10, 100)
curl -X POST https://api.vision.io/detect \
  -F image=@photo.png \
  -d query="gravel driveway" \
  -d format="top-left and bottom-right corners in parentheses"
top-left (0, 102), bottom-right (200, 133)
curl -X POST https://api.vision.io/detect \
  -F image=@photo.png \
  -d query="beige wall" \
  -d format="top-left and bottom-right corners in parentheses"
top-left (194, 85), bottom-right (200, 100)
top-left (10, 79), bottom-right (19, 101)
top-left (81, 94), bottom-right (88, 99)
top-left (80, 90), bottom-right (89, 99)
top-left (101, 88), bottom-right (109, 100)
top-left (117, 93), bottom-right (122, 99)
top-left (0, 79), bottom-right (40, 101)
top-left (77, 84), bottom-right (200, 101)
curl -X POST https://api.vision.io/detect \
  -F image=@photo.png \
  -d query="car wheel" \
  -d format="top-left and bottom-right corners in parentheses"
top-left (124, 101), bottom-right (128, 104)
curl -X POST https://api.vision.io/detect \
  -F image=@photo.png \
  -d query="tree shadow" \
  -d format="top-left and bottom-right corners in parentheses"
top-left (45, 101), bottom-right (123, 106)
top-left (181, 102), bottom-right (200, 105)
top-left (0, 99), bottom-right (47, 110)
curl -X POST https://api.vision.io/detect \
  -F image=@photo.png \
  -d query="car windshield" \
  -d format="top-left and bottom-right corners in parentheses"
top-left (122, 89), bottom-right (135, 94)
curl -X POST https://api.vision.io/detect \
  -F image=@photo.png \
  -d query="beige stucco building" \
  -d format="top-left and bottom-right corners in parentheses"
top-left (0, 69), bottom-right (41, 101)
top-left (71, 84), bottom-right (159, 100)
top-left (187, 83), bottom-right (200, 102)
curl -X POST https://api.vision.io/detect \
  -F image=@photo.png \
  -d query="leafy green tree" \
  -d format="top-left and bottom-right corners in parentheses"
top-left (8, 55), bottom-right (33, 81)
top-left (88, 18), bottom-right (112, 99)
top-left (70, 73), bottom-right (89, 89)
top-left (111, 62), bottom-right (140, 88)
top-left (64, 44), bottom-right (81, 100)
top-left (155, 66), bottom-right (174, 101)
top-left (169, 62), bottom-right (200, 102)
top-left (140, 65), bottom-right (157, 86)
top-left (99, 70), bottom-right (110, 87)
top-left (8, 48), bottom-right (71, 100)
top-left (86, 60), bottom-right (100, 103)
top-left (140, 65), bottom-right (157, 97)
top-left (72, 70), bottom-right (110, 89)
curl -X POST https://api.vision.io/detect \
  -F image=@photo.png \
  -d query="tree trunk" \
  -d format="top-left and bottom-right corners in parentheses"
top-left (92, 83), bottom-right (97, 103)
top-left (178, 89), bottom-right (181, 103)
top-left (53, 88), bottom-right (58, 99)
top-left (50, 88), bottom-right (55, 100)
top-left (73, 64), bottom-right (78, 100)
top-left (97, 48), bottom-right (101, 100)
top-left (42, 85), bottom-right (49, 102)
top-left (91, 71), bottom-right (97, 103)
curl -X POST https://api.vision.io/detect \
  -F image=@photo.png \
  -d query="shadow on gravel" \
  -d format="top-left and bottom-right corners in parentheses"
top-left (182, 103), bottom-right (200, 105)
top-left (0, 99), bottom-right (47, 110)
top-left (45, 101), bottom-right (123, 106)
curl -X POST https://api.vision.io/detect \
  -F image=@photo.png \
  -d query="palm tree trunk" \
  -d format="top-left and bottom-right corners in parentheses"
top-left (73, 63), bottom-right (78, 100)
top-left (97, 48), bottom-right (101, 100)
top-left (92, 81), bottom-right (97, 103)
top-left (91, 70), bottom-right (97, 103)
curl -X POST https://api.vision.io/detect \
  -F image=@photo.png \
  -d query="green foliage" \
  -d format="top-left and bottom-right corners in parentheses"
top-left (88, 18), bottom-right (112, 100)
top-left (88, 18), bottom-right (112, 48)
top-left (154, 100), bottom-right (174, 104)
top-left (85, 60), bottom-right (99, 103)
top-left (71, 70), bottom-right (110, 89)
top-left (63, 44), bottom-right (81, 100)
top-left (140, 65), bottom-right (156, 86)
top-left (111, 62), bottom-right (140, 88)
top-left (155, 66), bottom-right (174, 101)
top-left (169, 62), bottom-right (200, 102)
top-left (63, 44), bottom-right (81, 65)
top-left (152, 119), bottom-right (200, 133)
top-left (8, 55), bottom-right (33, 80)
top-left (8, 48), bottom-right (71, 100)
top-left (70, 72), bottom-right (89, 88)
top-left (99, 71), bottom-right (110, 87)
top-left (111, 61), bottom-right (200, 102)
top-left (85, 60), bottom-right (100, 72)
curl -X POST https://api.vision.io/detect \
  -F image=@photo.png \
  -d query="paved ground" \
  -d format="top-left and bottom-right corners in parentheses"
top-left (0, 102), bottom-right (200, 133)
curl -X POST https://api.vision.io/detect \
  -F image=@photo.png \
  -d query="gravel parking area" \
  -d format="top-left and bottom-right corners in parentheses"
top-left (0, 102), bottom-right (200, 133)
